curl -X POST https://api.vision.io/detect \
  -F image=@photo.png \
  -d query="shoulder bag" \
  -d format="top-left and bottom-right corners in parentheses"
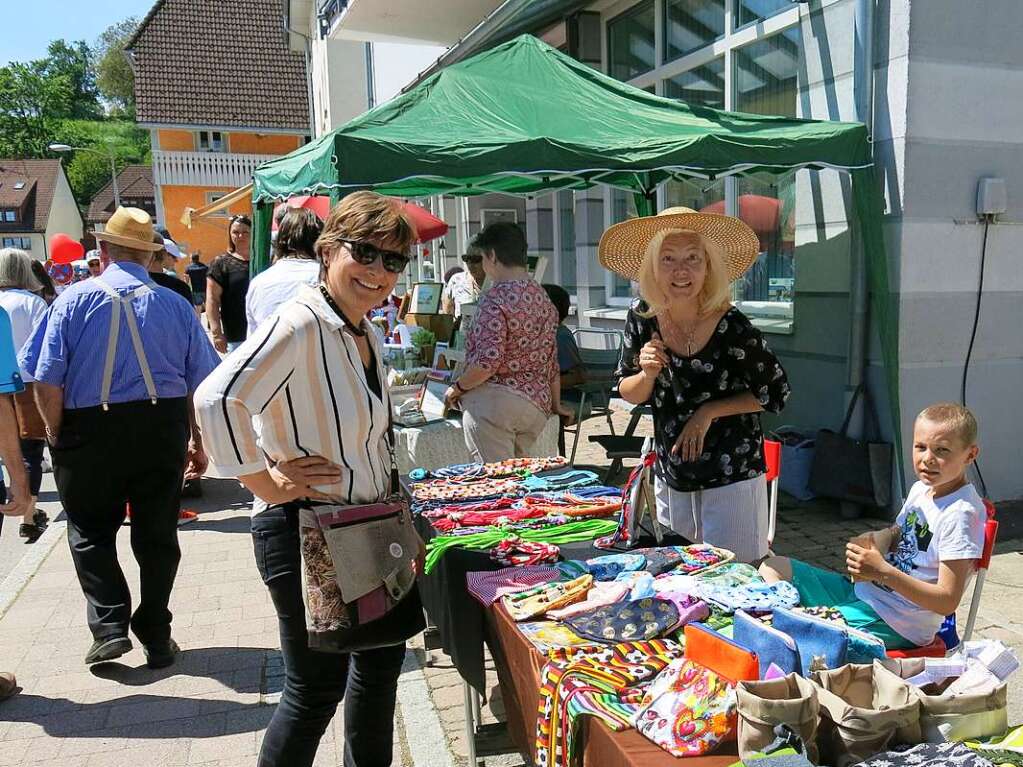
top-left (298, 418), bottom-right (425, 653)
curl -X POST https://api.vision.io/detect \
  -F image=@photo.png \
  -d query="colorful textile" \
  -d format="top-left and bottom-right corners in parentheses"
top-left (503, 574), bottom-right (593, 622)
top-left (595, 452), bottom-right (656, 549)
top-left (547, 581), bottom-right (630, 621)
top-left (519, 621), bottom-right (597, 654)
top-left (695, 562), bottom-right (763, 588)
top-left (535, 639), bottom-right (682, 767)
top-left (564, 597), bottom-right (683, 643)
top-left (465, 565), bottom-right (560, 606)
top-left (522, 469), bottom-right (600, 493)
top-left (616, 571), bottom-right (657, 600)
top-left (675, 544), bottom-right (734, 574)
top-left (586, 553), bottom-right (646, 581)
top-left (697, 579), bottom-right (801, 614)
top-left (855, 742), bottom-right (997, 767)
top-left (632, 547), bottom-right (685, 575)
top-left (491, 538), bottom-right (560, 567)
top-left (966, 725), bottom-right (1023, 767)
top-left (633, 657), bottom-right (738, 757)
top-left (556, 559), bottom-right (590, 579)
top-left (652, 572), bottom-right (702, 597)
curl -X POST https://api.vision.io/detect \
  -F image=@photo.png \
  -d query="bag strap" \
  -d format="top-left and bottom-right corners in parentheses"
top-left (840, 384), bottom-right (883, 440)
top-left (387, 405), bottom-right (400, 498)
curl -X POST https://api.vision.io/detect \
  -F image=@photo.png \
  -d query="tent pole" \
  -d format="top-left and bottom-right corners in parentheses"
top-left (250, 200), bottom-right (273, 277)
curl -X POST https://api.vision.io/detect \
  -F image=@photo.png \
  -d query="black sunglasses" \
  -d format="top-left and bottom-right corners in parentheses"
top-left (340, 238), bottom-right (410, 274)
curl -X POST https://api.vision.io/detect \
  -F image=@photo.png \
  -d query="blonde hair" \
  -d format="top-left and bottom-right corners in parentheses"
top-left (0, 248), bottom-right (41, 291)
top-left (636, 229), bottom-right (732, 318)
top-left (316, 191), bottom-right (416, 261)
top-left (917, 402), bottom-right (978, 447)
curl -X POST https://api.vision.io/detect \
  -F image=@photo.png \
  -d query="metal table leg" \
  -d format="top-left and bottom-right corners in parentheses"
top-left (463, 680), bottom-right (478, 766)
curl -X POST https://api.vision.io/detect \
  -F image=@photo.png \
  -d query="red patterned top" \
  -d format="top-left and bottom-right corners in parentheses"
top-left (465, 278), bottom-right (559, 414)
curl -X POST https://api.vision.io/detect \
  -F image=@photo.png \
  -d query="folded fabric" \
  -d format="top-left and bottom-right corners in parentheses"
top-left (695, 561), bottom-right (763, 587)
top-left (773, 607), bottom-right (848, 676)
top-left (699, 580), bottom-right (801, 614)
top-left (547, 581), bottom-right (631, 620)
top-left (734, 610), bottom-right (799, 678)
top-left (675, 544), bottom-right (734, 574)
top-left (652, 572), bottom-right (702, 596)
top-left (518, 621), bottom-right (597, 654)
top-left (663, 593), bottom-right (711, 627)
top-left (503, 574), bottom-right (593, 622)
top-left (586, 553), bottom-right (646, 580)
top-left (966, 724), bottom-right (1023, 767)
top-left (853, 741), bottom-right (997, 767)
top-left (614, 570), bottom-right (656, 600)
top-left (633, 657), bottom-right (739, 757)
top-left (536, 639), bottom-right (682, 767)
top-left (630, 547), bottom-right (685, 575)
top-left (565, 596), bottom-right (682, 643)
top-left (490, 538), bottom-right (560, 566)
top-left (684, 622), bottom-right (760, 683)
top-left (556, 559), bottom-right (590, 579)
top-left (466, 565), bottom-right (560, 606)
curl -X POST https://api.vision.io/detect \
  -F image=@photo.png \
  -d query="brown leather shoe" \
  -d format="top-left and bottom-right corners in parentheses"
top-left (0, 672), bottom-right (18, 701)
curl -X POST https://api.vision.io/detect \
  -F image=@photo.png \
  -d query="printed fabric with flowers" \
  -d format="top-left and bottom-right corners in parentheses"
top-left (617, 300), bottom-right (790, 492)
top-left (465, 278), bottom-right (559, 414)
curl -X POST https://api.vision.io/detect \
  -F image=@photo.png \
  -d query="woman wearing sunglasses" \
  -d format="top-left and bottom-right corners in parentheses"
top-left (195, 191), bottom-right (425, 767)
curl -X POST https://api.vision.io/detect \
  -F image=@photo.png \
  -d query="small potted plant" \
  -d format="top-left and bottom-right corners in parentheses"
top-left (410, 327), bottom-right (437, 367)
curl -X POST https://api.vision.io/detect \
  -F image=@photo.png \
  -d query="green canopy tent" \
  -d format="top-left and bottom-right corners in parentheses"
top-left (251, 33), bottom-right (898, 442)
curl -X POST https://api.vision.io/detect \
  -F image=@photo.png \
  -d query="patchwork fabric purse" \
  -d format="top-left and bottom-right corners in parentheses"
top-left (812, 661), bottom-right (922, 767)
top-left (684, 622), bottom-right (761, 684)
top-left (736, 674), bottom-right (821, 762)
top-left (564, 596), bottom-right (682, 643)
top-left (503, 574), bottom-right (593, 622)
top-left (633, 656), bottom-right (739, 757)
top-left (773, 607), bottom-right (886, 676)
top-left (585, 553), bottom-right (646, 580)
top-left (733, 610), bottom-right (799, 678)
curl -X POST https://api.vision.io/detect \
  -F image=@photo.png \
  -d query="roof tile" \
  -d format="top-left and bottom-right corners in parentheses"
top-left (0, 160), bottom-right (63, 233)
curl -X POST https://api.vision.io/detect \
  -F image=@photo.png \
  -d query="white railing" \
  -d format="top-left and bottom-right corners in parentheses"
top-left (152, 150), bottom-right (279, 188)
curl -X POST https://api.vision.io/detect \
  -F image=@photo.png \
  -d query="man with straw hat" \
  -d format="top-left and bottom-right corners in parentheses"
top-left (601, 207), bottom-right (790, 563)
top-left (19, 207), bottom-right (220, 668)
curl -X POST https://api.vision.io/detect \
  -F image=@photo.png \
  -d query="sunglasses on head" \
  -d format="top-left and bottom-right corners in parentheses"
top-left (463, 255), bottom-right (483, 264)
top-left (340, 238), bottom-right (410, 274)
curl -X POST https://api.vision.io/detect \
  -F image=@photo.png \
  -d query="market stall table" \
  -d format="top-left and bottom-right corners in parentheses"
top-left (485, 599), bottom-right (738, 767)
top-left (394, 415), bottom-right (559, 474)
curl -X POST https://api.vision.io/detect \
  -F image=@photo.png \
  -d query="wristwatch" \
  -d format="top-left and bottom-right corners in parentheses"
top-left (454, 380), bottom-right (469, 394)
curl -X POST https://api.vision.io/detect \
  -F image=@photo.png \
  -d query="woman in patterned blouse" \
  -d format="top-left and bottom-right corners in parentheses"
top-left (603, 209), bottom-right (790, 563)
top-left (445, 222), bottom-right (573, 462)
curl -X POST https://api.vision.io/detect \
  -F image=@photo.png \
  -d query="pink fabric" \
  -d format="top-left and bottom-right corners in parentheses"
top-left (465, 279), bottom-right (559, 414)
top-left (547, 581), bottom-right (630, 620)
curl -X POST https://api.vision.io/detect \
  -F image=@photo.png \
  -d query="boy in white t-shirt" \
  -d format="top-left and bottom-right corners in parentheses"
top-left (761, 403), bottom-right (986, 648)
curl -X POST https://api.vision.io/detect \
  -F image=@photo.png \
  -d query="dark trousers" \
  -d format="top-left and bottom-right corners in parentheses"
top-left (53, 399), bottom-right (189, 644)
top-left (20, 438), bottom-right (45, 496)
top-left (253, 505), bottom-right (406, 767)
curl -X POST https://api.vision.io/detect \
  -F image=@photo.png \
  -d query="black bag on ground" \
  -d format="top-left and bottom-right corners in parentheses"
top-left (809, 385), bottom-right (892, 510)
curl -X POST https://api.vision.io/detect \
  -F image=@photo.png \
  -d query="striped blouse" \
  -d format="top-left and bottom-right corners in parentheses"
top-left (194, 285), bottom-right (392, 514)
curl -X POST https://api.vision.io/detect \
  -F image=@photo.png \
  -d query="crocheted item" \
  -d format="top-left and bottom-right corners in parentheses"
top-left (674, 544), bottom-right (735, 574)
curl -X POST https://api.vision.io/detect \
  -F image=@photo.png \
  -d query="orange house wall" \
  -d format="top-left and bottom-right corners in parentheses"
top-left (157, 130), bottom-right (195, 151)
top-left (156, 130), bottom-right (303, 154)
top-left (160, 186), bottom-right (252, 273)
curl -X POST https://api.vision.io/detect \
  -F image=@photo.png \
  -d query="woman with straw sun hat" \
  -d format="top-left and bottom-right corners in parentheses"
top-left (602, 207), bottom-right (790, 563)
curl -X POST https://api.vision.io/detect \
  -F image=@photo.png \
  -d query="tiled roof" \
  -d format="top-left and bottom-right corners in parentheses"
top-left (128, 0), bottom-right (310, 132)
top-left (0, 159), bottom-right (63, 233)
top-left (86, 165), bottom-right (155, 224)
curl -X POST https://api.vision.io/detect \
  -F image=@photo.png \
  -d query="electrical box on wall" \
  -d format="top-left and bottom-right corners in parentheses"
top-left (977, 177), bottom-right (1007, 217)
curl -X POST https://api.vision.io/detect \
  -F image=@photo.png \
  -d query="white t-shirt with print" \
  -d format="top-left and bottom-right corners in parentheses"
top-left (856, 481), bottom-right (985, 646)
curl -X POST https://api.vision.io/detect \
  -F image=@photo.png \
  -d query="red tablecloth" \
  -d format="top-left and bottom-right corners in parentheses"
top-left (484, 602), bottom-right (739, 767)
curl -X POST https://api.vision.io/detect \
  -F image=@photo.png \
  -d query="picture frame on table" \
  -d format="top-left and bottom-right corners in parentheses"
top-left (420, 372), bottom-right (455, 420)
top-left (409, 282), bottom-right (443, 315)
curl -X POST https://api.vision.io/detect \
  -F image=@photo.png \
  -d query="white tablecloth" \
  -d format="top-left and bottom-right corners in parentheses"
top-left (393, 415), bottom-right (559, 473)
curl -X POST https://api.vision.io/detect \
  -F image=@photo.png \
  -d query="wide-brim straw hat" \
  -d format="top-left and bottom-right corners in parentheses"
top-left (92, 207), bottom-right (163, 253)
top-left (599, 205), bottom-right (760, 282)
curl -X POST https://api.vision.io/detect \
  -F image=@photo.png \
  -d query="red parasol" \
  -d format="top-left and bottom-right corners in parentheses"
top-left (271, 196), bottom-right (448, 243)
top-left (272, 196), bottom-right (332, 230)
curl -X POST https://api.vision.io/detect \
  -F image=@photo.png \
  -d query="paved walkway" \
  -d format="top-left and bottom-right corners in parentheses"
top-left (0, 413), bottom-right (1020, 767)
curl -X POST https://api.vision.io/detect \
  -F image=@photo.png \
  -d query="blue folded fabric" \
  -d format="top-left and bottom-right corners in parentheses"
top-left (771, 607), bottom-right (848, 676)
top-left (586, 553), bottom-right (646, 581)
top-left (733, 610), bottom-right (799, 678)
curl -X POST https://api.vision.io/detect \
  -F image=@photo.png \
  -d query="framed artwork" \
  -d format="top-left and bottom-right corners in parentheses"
top-left (480, 208), bottom-right (519, 228)
top-left (409, 282), bottom-right (442, 314)
top-left (420, 373), bottom-right (454, 419)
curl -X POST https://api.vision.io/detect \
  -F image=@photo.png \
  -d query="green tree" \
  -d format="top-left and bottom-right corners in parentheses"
top-left (95, 17), bottom-right (139, 115)
top-left (43, 40), bottom-right (101, 119)
top-left (0, 61), bottom-right (71, 157)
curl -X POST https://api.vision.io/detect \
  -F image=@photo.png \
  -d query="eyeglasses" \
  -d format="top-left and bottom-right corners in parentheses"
top-left (340, 238), bottom-right (410, 274)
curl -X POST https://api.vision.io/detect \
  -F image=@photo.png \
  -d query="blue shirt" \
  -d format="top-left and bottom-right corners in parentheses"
top-left (0, 308), bottom-right (25, 395)
top-left (19, 261), bottom-right (220, 409)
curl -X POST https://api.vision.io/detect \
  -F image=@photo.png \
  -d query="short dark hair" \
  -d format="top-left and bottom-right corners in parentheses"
top-left (273, 208), bottom-right (322, 261)
top-left (444, 265), bottom-right (463, 284)
top-left (191, 253), bottom-right (201, 262)
top-left (542, 283), bottom-right (571, 323)
top-left (471, 222), bottom-right (527, 268)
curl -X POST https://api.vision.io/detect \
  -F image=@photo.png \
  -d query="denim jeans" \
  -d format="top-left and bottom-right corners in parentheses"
top-left (252, 505), bottom-right (407, 767)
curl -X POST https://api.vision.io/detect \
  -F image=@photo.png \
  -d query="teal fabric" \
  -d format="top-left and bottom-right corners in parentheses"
top-left (789, 560), bottom-right (914, 649)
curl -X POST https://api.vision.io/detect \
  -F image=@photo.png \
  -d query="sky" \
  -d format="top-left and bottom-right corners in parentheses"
top-left (4, 0), bottom-right (444, 105)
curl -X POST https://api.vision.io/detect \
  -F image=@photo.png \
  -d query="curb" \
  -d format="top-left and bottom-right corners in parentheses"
top-left (0, 520), bottom-right (67, 619)
top-left (399, 649), bottom-right (456, 767)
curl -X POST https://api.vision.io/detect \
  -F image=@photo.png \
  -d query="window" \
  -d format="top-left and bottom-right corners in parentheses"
top-left (664, 0), bottom-right (725, 62)
top-left (196, 130), bottom-right (226, 152)
top-left (2, 210), bottom-right (15, 223)
top-left (731, 174), bottom-right (795, 318)
top-left (664, 57), bottom-right (725, 108)
top-left (13, 182), bottom-right (25, 190)
top-left (608, 1), bottom-right (655, 81)
top-left (1, 237), bottom-right (31, 250)
top-left (735, 0), bottom-right (791, 30)
top-left (608, 190), bottom-right (640, 299)
top-left (557, 190), bottom-right (576, 294)
top-left (205, 192), bottom-right (230, 216)
top-left (734, 30), bottom-right (799, 117)
top-left (480, 208), bottom-right (518, 228)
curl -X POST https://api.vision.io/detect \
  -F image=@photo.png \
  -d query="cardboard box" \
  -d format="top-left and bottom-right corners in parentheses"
top-left (404, 313), bottom-right (455, 344)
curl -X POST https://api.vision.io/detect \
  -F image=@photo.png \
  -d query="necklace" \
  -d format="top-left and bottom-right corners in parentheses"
top-left (662, 311), bottom-right (699, 356)
top-left (319, 284), bottom-right (366, 337)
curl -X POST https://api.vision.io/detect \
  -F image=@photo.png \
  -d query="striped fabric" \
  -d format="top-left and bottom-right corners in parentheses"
top-left (194, 285), bottom-right (392, 515)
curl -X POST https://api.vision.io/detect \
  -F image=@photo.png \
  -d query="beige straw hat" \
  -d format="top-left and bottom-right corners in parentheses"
top-left (92, 207), bottom-right (163, 253)
top-left (598, 206), bottom-right (760, 282)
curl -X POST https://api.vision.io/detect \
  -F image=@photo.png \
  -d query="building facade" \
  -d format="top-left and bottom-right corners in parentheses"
top-left (325, 0), bottom-right (1023, 502)
top-left (127, 0), bottom-right (311, 262)
top-left (0, 159), bottom-right (84, 260)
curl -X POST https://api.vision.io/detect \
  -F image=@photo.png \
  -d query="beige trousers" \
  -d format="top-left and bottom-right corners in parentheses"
top-left (461, 384), bottom-right (548, 463)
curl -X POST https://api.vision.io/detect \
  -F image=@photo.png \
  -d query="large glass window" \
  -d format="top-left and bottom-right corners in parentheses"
top-left (557, 190), bottom-right (577, 294)
top-left (664, 57), bottom-right (725, 108)
top-left (735, 0), bottom-right (791, 29)
top-left (609, 190), bottom-right (639, 298)
top-left (664, 0), bottom-right (725, 62)
top-left (734, 30), bottom-right (799, 116)
top-left (608, 1), bottom-right (655, 81)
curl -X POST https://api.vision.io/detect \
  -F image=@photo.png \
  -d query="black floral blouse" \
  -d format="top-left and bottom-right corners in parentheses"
top-left (616, 300), bottom-right (790, 492)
